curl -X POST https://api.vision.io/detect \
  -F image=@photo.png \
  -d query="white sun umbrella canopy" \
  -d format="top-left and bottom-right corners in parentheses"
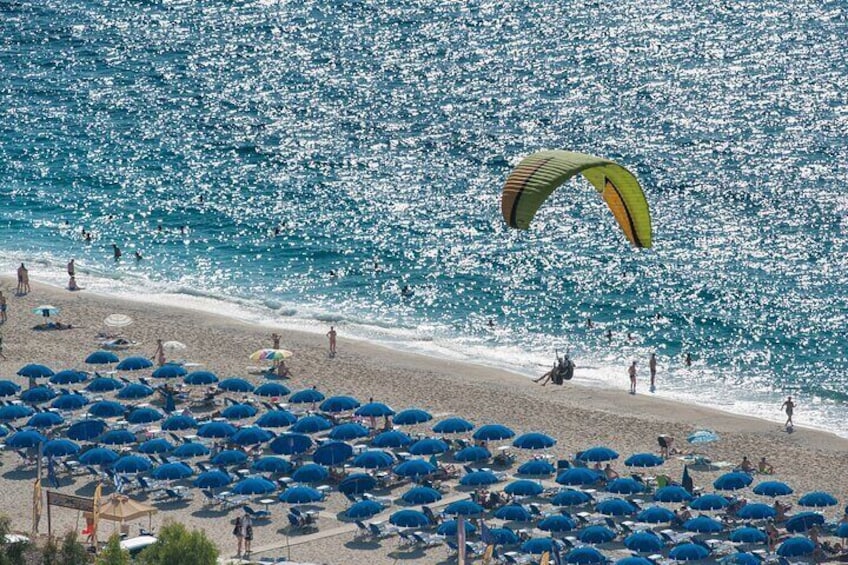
top-left (162, 341), bottom-right (187, 351)
top-left (104, 314), bottom-right (133, 328)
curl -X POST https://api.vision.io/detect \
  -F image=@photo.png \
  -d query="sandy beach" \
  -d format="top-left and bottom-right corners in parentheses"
top-left (1, 276), bottom-right (846, 564)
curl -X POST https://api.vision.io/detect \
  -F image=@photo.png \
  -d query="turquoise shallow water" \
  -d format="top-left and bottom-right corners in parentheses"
top-left (2, 1), bottom-right (847, 433)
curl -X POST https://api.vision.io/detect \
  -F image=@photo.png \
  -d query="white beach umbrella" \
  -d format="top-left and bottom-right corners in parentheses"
top-left (162, 341), bottom-right (187, 351)
top-left (104, 314), bottom-right (133, 328)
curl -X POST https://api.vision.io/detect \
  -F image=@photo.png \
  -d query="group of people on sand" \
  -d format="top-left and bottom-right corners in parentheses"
top-left (736, 455), bottom-right (775, 474)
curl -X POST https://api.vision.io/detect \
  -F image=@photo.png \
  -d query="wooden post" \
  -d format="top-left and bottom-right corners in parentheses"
top-left (47, 496), bottom-right (52, 538)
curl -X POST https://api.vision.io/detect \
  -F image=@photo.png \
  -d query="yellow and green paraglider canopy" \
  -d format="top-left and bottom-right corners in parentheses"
top-left (501, 150), bottom-right (652, 248)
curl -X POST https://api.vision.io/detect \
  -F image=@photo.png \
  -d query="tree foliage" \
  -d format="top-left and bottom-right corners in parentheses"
top-left (137, 522), bottom-right (217, 565)
top-left (95, 535), bottom-right (129, 565)
top-left (58, 531), bottom-right (89, 565)
top-left (0, 516), bottom-right (29, 565)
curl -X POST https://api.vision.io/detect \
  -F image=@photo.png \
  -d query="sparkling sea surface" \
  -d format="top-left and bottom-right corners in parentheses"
top-left (2, 0), bottom-right (847, 433)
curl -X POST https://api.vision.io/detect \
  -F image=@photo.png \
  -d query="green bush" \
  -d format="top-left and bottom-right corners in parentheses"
top-left (95, 535), bottom-right (129, 565)
top-left (137, 522), bottom-right (217, 565)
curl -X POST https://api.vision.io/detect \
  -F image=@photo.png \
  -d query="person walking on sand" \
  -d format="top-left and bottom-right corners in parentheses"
top-left (649, 353), bottom-right (657, 392)
top-left (112, 244), bottom-right (122, 260)
top-left (151, 339), bottom-right (165, 367)
top-left (628, 361), bottom-right (637, 394)
top-left (781, 396), bottom-right (795, 428)
top-left (67, 258), bottom-right (75, 278)
top-left (271, 332), bottom-right (280, 349)
top-left (17, 263), bottom-right (30, 294)
top-left (327, 326), bottom-right (337, 357)
top-left (241, 511), bottom-right (253, 556)
top-left (233, 513), bottom-right (245, 557)
top-left (0, 291), bottom-right (6, 323)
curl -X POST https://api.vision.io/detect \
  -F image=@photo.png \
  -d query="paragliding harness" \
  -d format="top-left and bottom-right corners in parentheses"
top-left (550, 350), bottom-right (575, 385)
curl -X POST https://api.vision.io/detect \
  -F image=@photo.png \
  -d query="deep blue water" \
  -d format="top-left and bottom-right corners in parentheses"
top-left (2, 0), bottom-right (847, 432)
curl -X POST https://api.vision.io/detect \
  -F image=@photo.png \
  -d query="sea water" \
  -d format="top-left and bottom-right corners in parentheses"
top-left (1, 0), bottom-right (847, 435)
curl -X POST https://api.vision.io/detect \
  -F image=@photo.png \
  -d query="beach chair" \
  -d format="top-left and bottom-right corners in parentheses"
top-left (411, 531), bottom-right (444, 549)
top-left (243, 505), bottom-right (271, 521)
top-left (217, 492), bottom-right (248, 509)
top-left (201, 490), bottom-right (221, 508)
top-left (155, 488), bottom-right (192, 503)
top-left (422, 506), bottom-right (441, 525)
top-left (367, 522), bottom-right (396, 540)
top-left (137, 476), bottom-right (166, 494)
top-left (354, 521), bottom-right (371, 539)
top-left (398, 530), bottom-right (417, 547)
top-left (15, 450), bottom-right (35, 467)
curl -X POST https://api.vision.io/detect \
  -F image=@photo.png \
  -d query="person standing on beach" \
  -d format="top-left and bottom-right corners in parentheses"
top-left (606, 328), bottom-right (612, 343)
top-left (233, 514), bottom-right (244, 557)
top-left (649, 353), bottom-right (657, 391)
top-left (151, 339), bottom-right (165, 367)
top-left (0, 291), bottom-right (6, 322)
top-left (271, 332), bottom-right (280, 349)
top-left (628, 361), bottom-right (637, 394)
top-left (67, 259), bottom-right (75, 277)
top-left (17, 263), bottom-right (30, 294)
top-left (781, 396), bottom-right (795, 428)
top-left (685, 353), bottom-right (692, 367)
top-left (112, 244), bottom-right (122, 260)
top-left (327, 326), bottom-right (337, 357)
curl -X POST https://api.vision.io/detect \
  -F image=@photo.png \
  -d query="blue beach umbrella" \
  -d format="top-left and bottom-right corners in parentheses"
top-left (197, 421), bottom-right (237, 439)
top-left (721, 553), bottom-right (762, 565)
top-left (402, 486), bottom-right (442, 505)
top-left (193, 470), bottom-right (231, 489)
top-left (99, 428), bottom-right (136, 445)
top-left (355, 402), bottom-right (394, 418)
top-left (798, 491), bottom-right (838, 508)
top-left (684, 515), bottom-right (724, 533)
top-left (43, 439), bottom-right (80, 457)
top-left (88, 401), bottom-right (126, 419)
top-left (26, 411), bottom-right (64, 428)
top-left (753, 481), bottom-right (793, 497)
top-left (522, 538), bottom-right (558, 555)
top-left (353, 450), bottom-right (394, 469)
top-left (786, 512), bottom-right (825, 533)
top-left (251, 456), bottom-right (292, 474)
top-left (113, 455), bottom-right (152, 473)
top-left (86, 377), bottom-right (123, 392)
top-left (539, 514), bottom-right (577, 533)
top-left (231, 426), bottom-right (274, 446)
top-left (625, 531), bottom-right (664, 553)
top-left (290, 414), bottom-right (332, 434)
top-left (318, 396), bottom-right (359, 413)
top-left (269, 433), bottom-right (313, 455)
top-left (85, 351), bottom-right (119, 365)
top-left (127, 407), bottom-right (163, 424)
top-left (79, 447), bottom-right (119, 466)
top-left (217, 378), bottom-right (254, 393)
top-left (689, 494), bottom-right (729, 510)
top-left (254, 382), bottom-right (290, 397)
top-left (557, 467), bottom-right (601, 486)
top-left (6, 430), bottom-right (47, 448)
top-left (730, 527), bottom-right (767, 544)
top-left (432, 417), bottom-right (474, 434)
top-left (565, 547), bottom-right (606, 564)
top-left (670, 543), bottom-right (710, 561)
top-left (617, 558), bottom-right (654, 565)
top-left (50, 370), bottom-right (87, 385)
top-left (161, 414), bottom-right (197, 431)
top-left (151, 462), bottom-right (193, 481)
top-left (288, 388), bottom-right (325, 404)
top-left (183, 371), bottom-right (217, 385)
top-left (596, 498), bottom-right (638, 516)
top-left (394, 459), bottom-right (436, 479)
top-left (51, 393), bottom-right (88, 411)
top-left (577, 525), bottom-right (615, 544)
top-left (836, 523), bottom-right (848, 538)
top-left (371, 430), bottom-right (412, 448)
top-left (391, 408), bottom-right (432, 425)
top-left (637, 506), bottom-right (675, 523)
top-left (444, 499), bottom-right (484, 517)
top-left (551, 489), bottom-right (593, 507)
top-left (607, 477), bottom-right (645, 495)
top-left (339, 473), bottom-right (377, 496)
top-left (292, 463), bottom-right (330, 483)
top-left (152, 365), bottom-right (187, 379)
top-left (346, 499), bottom-right (383, 519)
top-left (777, 537), bottom-right (815, 557)
top-left (505, 479), bottom-right (544, 497)
top-left (460, 470), bottom-right (500, 486)
top-left (172, 442), bottom-right (210, 459)
top-left (389, 509), bottom-right (429, 528)
top-left (221, 403), bottom-right (257, 421)
top-left (454, 446), bottom-right (491, 462)
top-left (409, 438), bottom-right (448, 455)
top-left (625, 452), bottom-right (665, 468)
top-left (0, 404), bottom-right (34, 421)
top-left (211, 450), bottom-right (248, 466)
top-left (279, 486), bottom-right (323, 504)
top-left (473, 423), bottom-right (514, 441)
top-left (17, 364), bottom-right (54, 379)
top-left (312, 441), bottom-right (353, 466)
top-left (578, 446), bottom-right (619, 462)
top-left (21, 386), bottom-right (56, 404)
top-left (494, 504), bottom-right (533, 522)
top-left (232, 477), bottom-right (275, 495)
top-left (116, 383), bottom-right (154, 399)
top-left (687, 430), bottom-right (719, 444)
top-left (518, 459), bottom-right (556, 477)
top-left (137, 438), bottom-right (174, 454)
top-left (736, 503), bottom-right (776, 520)
top-left (329, 422), bottom-right (371, 441)
top-left (438, 519), bottom-right (476, 537)
top-left (513, 432), bottom-right (556, 450)
top-left (116, 356), bottom-right (153, 371)
top-left (0, 380), bottom-right (21, 397)
top-left (256, 410), bottom-right (297, 428)
top-left (67, 419), bottom-right (107, 441)
top-left (714, 472), bottom-right (753, 491)
top-left (487, 528), bottom-right (520, 545)
top-left (655, 485), bottom-right (693, 503)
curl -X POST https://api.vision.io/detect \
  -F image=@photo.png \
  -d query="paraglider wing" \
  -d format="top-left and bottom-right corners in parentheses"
top-left (501, 150), bottom-right (652, 248)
